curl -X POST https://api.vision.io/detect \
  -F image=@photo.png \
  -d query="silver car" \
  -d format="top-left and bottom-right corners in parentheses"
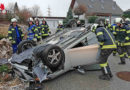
top-left (10, 27), bottom-right (100, 84)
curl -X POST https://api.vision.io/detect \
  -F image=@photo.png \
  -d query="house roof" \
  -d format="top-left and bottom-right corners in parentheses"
top-left (32, 16), bottom-right (66, 19)
top-left (71, 0), bottom-right (123, 16)
top-left (124, 9), bottom-right (130, 13)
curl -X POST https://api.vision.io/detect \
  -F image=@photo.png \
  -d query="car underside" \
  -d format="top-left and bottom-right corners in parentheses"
top-left (10, 26), bottom-right (100, 83)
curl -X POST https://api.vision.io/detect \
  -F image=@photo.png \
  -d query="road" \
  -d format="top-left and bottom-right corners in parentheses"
top-left (43, 55), bottom-right (130, 90)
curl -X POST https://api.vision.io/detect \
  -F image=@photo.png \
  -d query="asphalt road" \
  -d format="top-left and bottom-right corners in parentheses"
top-left (42, 55), bottom-right (130, 90)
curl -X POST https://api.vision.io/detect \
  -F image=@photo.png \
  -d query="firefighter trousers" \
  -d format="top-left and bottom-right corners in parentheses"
top-left (98, 49), bottom-right (114, 64)
top-left (124, 45), bottom-right (130, 59)
top-left (117, 46), bottom-right (125, 63)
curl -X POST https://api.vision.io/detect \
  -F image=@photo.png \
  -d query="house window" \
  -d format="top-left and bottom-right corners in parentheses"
top-left (88, 5), bottom-right (93, 8)
top-left (101, 5), bottom-right (104, 10)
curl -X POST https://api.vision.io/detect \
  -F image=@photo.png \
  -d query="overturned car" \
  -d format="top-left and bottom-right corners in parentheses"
top-left (9, 26), bottom-right (100, 84)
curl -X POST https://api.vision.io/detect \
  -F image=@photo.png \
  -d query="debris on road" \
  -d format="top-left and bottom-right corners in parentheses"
top-left (0, 38), bottom-right (12, 59)
top-left (0, 78), bottom-right (26, 90)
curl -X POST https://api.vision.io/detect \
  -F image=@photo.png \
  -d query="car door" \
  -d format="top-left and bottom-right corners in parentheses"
top-left (66, 32), bottom-right (100, 67)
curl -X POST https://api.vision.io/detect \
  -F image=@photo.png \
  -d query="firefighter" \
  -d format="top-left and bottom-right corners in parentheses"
top-left (94, 18), bottom-right (117, 80)
top-left (77, 20), bottom-right (81, 27)
top-left (113, 18), bottom-right (127, 64)
top-left (105, 19), bottom-right (111, 30)
top-left (56, 21), bottom-right (64, 33)
top-left (124, 18), bottom-right (130, 27)
top-left (40, 18), bottom-right (51, 39)
top-left (8, 18), bottom-right (24, 53)
top-left (34, 18), bottom-right (41, 41)
top-left (124, 18), bottom-right (130, 60)
top-left (111, 21), bottom-right (117, 56)
top-left (27, 17), bottom-right (39, 41)
top-left (91, 24), bottom-right (98, 33)
top-left (123, 18), bottom-right (130, 58)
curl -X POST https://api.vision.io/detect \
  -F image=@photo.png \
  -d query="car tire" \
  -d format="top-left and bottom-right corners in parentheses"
top-left (41, 45), bottom-right (65, 71)
top-left (17, 40), bottom-right (36, 54)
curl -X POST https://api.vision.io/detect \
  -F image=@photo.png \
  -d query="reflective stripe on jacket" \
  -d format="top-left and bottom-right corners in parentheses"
top-left (124, 25), bottom-right (130, 46)
top-left (95, 27), bottom-right (117, 49)
top-left (8, 25), bottom-right (23, 44)
top-left (113, 25), bottom-right (128, 46)
top-left (40, 24), bottom-right (50, 36)
top-left (35, 25), bottom-right (42, 39)
top-left (56, 25), bottom-right (64, 32)
top-left (27, 25), bottom-right (39, 40)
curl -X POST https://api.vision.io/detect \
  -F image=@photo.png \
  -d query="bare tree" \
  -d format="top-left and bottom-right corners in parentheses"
top-left (74, 4), bottom-right (87, 19)
top-left (6, 3), bottom-right (15, 13)
top-left (17, 6), bottom-right (32, 23)
top-left (31, 5), bottom-right (42, 16)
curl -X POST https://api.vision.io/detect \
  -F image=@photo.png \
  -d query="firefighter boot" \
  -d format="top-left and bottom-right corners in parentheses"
top-left (124, 54), bottom-right (128, 58)
top-left (99, 67), bottom-right (111, 80)
top-left (113, 53), bottom-right (116, 56)
top-left (106, 65), bottom-right (113, 78)
top-left (113, 50), bottom-right (116, 56)
top-left (119, 57), bottom-right (126, 65)
top-left (76, 66), bottom-right (85, 74)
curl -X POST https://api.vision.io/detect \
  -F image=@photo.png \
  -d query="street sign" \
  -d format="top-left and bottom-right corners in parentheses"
top-left (0, 3), bottom-right (6, 14)
top-left (0, 3), bottom-right (5, 10)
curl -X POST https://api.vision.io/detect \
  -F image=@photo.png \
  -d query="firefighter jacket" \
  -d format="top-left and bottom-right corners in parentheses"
top-left (40, 24), bottom-right (51, 37)
top-left (105, 23), bottom-right (111, 30)
top-left (113, 25), bottom-right (130, 46)
top-left (95, 27), bottom-right (117, 49)
top-left (27, 24), bottom-right (39, 40)
top-left (110, 24), bottom-right (117, 33)
top-left (35, 25), bottom-right (42, 39)
top-left (56, 25), bottom-right (64, 32)
top-left (124, 25), bottom-right (130, 46)
top-left (8, 25), bottom-right (24, 44)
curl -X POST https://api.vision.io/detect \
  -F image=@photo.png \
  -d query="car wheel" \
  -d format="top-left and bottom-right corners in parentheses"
top-left (41, 45), bottom-right (65, 71)
top-left (17, 40), bottom-right (36, 54)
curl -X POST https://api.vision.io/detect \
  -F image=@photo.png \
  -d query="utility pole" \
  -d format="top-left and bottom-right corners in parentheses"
top-left (48, 6), bottom-right (51, 17)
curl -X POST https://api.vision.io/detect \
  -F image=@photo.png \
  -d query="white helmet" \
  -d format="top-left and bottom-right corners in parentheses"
top-left (42, 18), bottom-right (46, 21)
top-left (95, 18), bottom-right (105, 26)
top-left (115, 18), bottom-right (123, 23)
top-left (125, 18), bottom-right (130, 21)
top-left (11, 18), bottom-right (17, 23)
top-left (91, 24), bottom-right (98, 32)
top-left (28, 17), bottom-right (34, 22)
top-left (106, 19), bottom-right (110, 22)
top-left (77, 20), bottom-right (80, 23)
top-left (59, 21), bottom-right (63, 25)
top-left (34, 18), bottom-right (39, 21)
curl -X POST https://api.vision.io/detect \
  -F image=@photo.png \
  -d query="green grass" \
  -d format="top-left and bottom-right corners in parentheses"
top-left (0, 34), bottom-right (6, 40)
top-left (0, 65), bottom-right (9, 73)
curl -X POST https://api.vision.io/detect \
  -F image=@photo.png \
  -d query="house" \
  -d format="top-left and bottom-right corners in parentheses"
top-left (124, 9), bottom-right (130, 14)
top-left (70, 0), bottom-right (123, 24)
top-left (33, 16), bottom-right (65, 34)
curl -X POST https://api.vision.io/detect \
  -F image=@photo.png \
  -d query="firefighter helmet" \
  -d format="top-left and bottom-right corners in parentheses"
top-left (125, 18), bottom-right (130, 21)
top-left (95, 18), bottom-right (105, 27)
top-left (11, 18), bottom-right (17, 23)
top-left (28, 17), bottom-right (34, 22)
top-left (114, 18), bottom-right (124, 23)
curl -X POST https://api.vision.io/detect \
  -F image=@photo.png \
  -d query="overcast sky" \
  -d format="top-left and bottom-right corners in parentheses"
top-left (1, 0), bottom-right (130, 17)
